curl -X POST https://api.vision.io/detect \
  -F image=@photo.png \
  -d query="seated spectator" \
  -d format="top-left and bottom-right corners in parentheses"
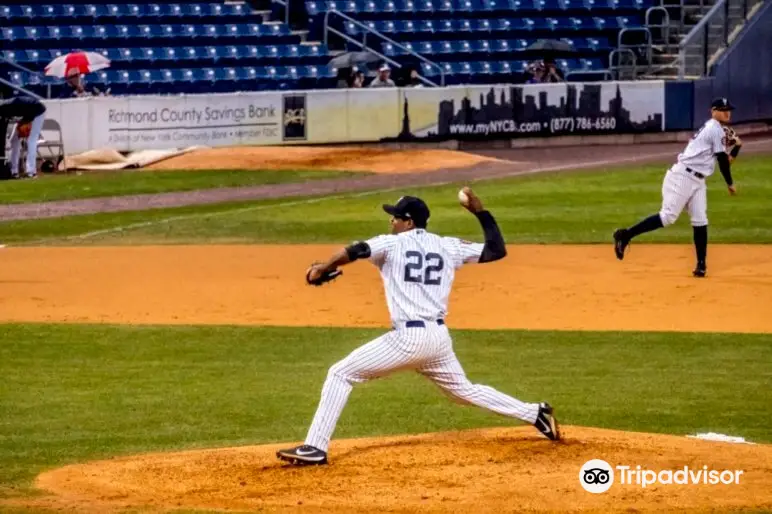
top-left (335, 68), bottom-right (351, 89)
top-left (526, 63), bottom-right (546, 84)
top-left (406, 69), bottom-right (423, 88)
top-left (350, 71), bottom-right (365, 88)
top-left (368, 65), bottom-right (396, 88)
top-left (542, 58), bottom-right (564, 83)
top-left (62, 69), bottom-right (109, 98)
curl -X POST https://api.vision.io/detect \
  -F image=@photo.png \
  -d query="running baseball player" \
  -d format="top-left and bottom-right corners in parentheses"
top-left (0, 95), bottom-right (47, 179)
top-left (277, 188), bottom-right (560, 466)
top-left (613, 97), bottom-right (742, 277)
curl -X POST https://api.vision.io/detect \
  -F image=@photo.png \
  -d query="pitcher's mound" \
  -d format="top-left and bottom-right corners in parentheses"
top-left (34, 426), bottom-right (771, 513)
top-left (146, 146), bottom-right (503, 173)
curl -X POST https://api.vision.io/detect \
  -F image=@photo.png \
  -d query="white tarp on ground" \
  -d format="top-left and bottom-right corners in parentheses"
top-left (60, 146), bottom-right (204, 171)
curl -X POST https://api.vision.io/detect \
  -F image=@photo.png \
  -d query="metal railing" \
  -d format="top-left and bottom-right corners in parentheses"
top-left (323, 10), bottom-right (445, 86)
top-left (0, 57), bottom-right (52, 98)
top-left (0, 77), bottom-right (44, 100)
top-left (608, 48), bottom-right (638, 80)
top-left (617, 27), bottom-right (653, 73)
top-left (677, 0), bottom-right (764, 78)
top-left (271, 0), bottom-right (290, 26)
top-left (645, 6), bottom-right (672, 52)
top-left (565, 69), bottom-right (614, 81)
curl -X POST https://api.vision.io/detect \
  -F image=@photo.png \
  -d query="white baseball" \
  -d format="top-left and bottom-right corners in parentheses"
top-left (458, 189), bottom-right (469, 205)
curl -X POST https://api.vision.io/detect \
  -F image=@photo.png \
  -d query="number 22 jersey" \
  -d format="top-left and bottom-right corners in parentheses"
top-left (365, 229), bottom-right (485, 324)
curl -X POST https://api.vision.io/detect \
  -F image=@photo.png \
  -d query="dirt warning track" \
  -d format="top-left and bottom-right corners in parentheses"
top-left (0, 245), bottom-right (770, 333)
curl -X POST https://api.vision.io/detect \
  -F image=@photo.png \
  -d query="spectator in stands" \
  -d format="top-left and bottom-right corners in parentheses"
top-left (369, 65), bottom-right (396, 88)
top-left (406, 69), bottom-right (423, 88)
top-left (542, 58), bottom-right (564, 83)
top-left (62, 69), bottom-right (109, 98)
top-left (336, 68), bottom-right (351, 89)
top-left (351, 71), bottom-right (365, 88)
top-left (527, 63), bottom-right (546, 84)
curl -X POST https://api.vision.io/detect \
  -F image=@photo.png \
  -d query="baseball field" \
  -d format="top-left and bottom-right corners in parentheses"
top-left (1, 144), bottom-right (771, 513)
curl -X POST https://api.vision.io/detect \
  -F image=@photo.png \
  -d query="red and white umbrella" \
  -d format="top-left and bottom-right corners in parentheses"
top-left (44, 51), bottom-right (111, 78)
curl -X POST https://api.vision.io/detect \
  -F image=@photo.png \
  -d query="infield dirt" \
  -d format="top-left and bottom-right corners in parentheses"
top-left (2, 244), bottom-right (770, 513)
top-left (1, 245), bottom-right (770, 333)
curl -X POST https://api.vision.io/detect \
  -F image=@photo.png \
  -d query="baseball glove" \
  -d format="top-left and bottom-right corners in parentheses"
top-left (16, 122), bottom-right (31, 139)
top-left (724, 126), bottom-right (741, 148)
top-left (305, 263), bottom-right (342, 286)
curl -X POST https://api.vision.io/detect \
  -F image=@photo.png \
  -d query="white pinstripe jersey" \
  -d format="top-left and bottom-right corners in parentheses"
top-left (365, 229), bottom-right (484, 324)
top-left (676, 119), bottom-right (726, 176)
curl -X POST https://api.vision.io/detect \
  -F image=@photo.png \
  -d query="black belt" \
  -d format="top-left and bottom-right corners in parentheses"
top-left (404, 319), bottom-right (445, 328)
top-left (685, 167), bottom-right (706, 179)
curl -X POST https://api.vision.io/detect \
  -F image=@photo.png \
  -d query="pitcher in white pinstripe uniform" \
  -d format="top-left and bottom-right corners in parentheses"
top-left (277, 188), bottom-right (560, 466)
top-left (613, 97), bottom-right (742, 278)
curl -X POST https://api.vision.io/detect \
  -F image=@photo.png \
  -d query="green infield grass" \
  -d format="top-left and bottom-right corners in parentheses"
top-left (1, 156), bottom-right (770, 245)
top-left (1, 323), bottom-right (770, 495)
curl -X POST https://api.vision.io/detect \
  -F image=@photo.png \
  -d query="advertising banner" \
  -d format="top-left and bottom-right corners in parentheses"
top-left (40, 81), bottom-right (667, 154)
top-left (384, 81), bottom-right (665, 142)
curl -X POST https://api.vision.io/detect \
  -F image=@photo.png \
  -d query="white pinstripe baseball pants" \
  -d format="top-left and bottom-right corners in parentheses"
top-left (659, 166), bottom-right (708, 227)
top-left (305, 323), bottom-right (540, 452)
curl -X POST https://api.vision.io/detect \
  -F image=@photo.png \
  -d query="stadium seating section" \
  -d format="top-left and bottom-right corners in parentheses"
top-left (1, 0), bottom-right (655, 95)
top-left (2, 1), bottom-right (337, 95)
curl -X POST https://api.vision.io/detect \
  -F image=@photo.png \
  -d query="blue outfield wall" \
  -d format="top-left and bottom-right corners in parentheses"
top-left (695, 0), bottom-right (772, 127)
top-left (664, 81), bottom-right (695, 131)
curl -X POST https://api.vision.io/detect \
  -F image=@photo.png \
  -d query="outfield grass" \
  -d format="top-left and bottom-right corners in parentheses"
top-left (0, 169), bottom-right (357, 205)
top-left (1, 324), bottom-right (770, 495)
top-left (2, 156), bottom-right (770, 245)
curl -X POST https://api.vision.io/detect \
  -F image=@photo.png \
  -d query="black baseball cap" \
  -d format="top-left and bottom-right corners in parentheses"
top-left (382, 196), bottom-right (430, 227)
top-left (711, 97), bottom-right (735, 111)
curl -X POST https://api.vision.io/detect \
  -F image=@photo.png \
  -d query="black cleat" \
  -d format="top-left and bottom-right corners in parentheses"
top-left (534, 402), bottom-right (561, 441)
top-left (276, 444), bottom-right (328, 465)
top-left (613, 229), bottom-right (630, 260)
top-left (693, 262), bottom-right (707, 278)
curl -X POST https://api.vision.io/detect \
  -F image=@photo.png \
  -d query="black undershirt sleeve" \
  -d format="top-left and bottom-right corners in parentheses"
top-left (475, 211), bottom-right (507, 263)
top-left (715, 152), bottom-right (733, 186)
top-left (345, 241), bottom-right (371, 261)
top-left (730, 145), bottom-right (741, 158)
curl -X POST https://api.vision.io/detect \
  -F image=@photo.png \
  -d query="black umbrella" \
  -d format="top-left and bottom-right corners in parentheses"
top-left (327, 51), bottom-right (380, 69)
top-left (526, 39), bottom-right (576, 53)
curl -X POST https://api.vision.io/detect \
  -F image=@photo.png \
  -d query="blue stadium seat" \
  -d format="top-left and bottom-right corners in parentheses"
top-left (27, 49), bottom-right (51, 65)
top-left (1, 50), bottom-right (19, 64)
top-left (563, 0), bottom-right (594, 11)
top-left (434, 40), bottom-right (454, 54)
top-left (491, 39), bottom-right (510, 53)
top-left (203, 45), bottom-right (222, 61)
top-left (395, 0), bottom-right (416, 13)
top-left (579, 57), bottom-right (604, 69)
top-left (472, 61), bottom-right (493, 77)
top-left (20, 26), bottom-right (42, 40)
top-left (418, 61), bottom-right (441, 79)
top-left (473, 39), bottom-right (492, 53)
top-left (16, 5), bottom-right (36, 21)
top-left (38, 5), bottom-right (61, 19)
top-left (418, 20), bottom-right (437, 33)
top-left (511, 0), bottom-right (542, 12)
top-left (306, 1), bottom-right (323, 16)
top-left (0, 6), bottom-right (13, 22)
top-left (105, 47), bottom-right (128, 63)
top-left (392, 20), bottom-right (413, 34)
top-left (436, 19), bottom-right (455, 32)
top-left (509, 59), bottom-right (530, 73)
top-left (183, 3), bottom-right (205, 18)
